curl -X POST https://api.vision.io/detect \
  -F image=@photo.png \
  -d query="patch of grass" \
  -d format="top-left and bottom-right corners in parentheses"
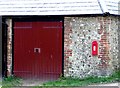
top-left (42, 71), bottom-right (120, 87)
top-left (2, 76), bottom-right (22, 88)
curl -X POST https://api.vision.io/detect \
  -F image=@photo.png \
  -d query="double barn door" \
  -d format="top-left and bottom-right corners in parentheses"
top-left (14, 21), bottom-right (62, 79)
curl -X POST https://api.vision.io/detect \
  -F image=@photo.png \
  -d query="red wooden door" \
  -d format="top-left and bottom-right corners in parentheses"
top-left (14, 21), bottom-right (62, 79)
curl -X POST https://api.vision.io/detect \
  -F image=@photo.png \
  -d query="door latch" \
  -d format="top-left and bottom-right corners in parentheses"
top-left (34, 48), bottom-right (40, 53)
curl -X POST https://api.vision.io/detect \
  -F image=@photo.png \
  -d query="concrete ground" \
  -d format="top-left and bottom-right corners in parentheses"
top-left (89, 82), bottom-right (120, 87)
top-left (21, 78), bottom-right (54, 86)
top-left (21, 78), bottom-right (120, 87)
top-left (22, 81), bottom-right (120, 87)
top-left (22, 79), bottom-right (43, 86)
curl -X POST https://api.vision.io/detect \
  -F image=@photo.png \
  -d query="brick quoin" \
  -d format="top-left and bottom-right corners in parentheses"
top-left (98, 17), bottom-right (110, 68)
top-left (64, 22), bottom-right (72, 60)
top-left (64, 20), bottom-right (73, 76)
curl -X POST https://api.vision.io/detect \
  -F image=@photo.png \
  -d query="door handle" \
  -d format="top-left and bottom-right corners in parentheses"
top-left (34, 48), bottom-right (40, 53)
top-left (50, 55), bottom-right (53, 59)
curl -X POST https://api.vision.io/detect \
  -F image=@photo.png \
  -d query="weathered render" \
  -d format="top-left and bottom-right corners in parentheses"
top-left (6, 19), bottom-right (12, 76)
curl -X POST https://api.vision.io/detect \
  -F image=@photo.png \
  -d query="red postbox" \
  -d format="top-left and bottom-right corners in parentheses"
top-left (92, 41), bottom-right (98, 56)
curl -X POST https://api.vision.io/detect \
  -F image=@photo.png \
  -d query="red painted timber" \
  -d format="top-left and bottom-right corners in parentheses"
top-left (14, 21), bottom-right (62, 80)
